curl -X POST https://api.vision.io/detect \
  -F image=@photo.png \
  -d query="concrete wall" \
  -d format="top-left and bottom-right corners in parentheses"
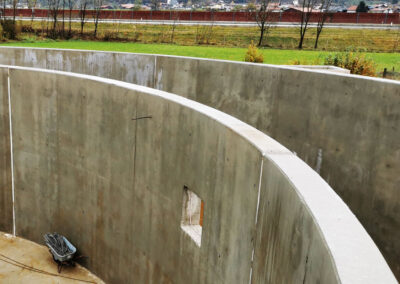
top-left (0, 65), bottom-right (396, 283)
top-left (0, 47), bottom-right (398, 279)
top-left (0, 68), bottom-right (12, 233)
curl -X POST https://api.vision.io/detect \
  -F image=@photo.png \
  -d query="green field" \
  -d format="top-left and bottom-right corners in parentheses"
top-left (19, 21), bottom-right (400, 53)
top-left (1, 40), bottom-right (399, 73)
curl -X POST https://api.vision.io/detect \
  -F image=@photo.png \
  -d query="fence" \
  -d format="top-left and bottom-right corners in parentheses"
top-left (3, 9), bottom-right (400, 24)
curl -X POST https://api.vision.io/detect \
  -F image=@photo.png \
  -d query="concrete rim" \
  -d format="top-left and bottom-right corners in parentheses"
top-left (0, 63), bottom-right (396, 283)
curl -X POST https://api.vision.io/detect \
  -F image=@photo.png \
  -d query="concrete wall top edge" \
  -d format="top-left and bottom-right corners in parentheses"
top-left (1, 64), bottom-right (396, 283)
top-left (0, 64), bottom-right (291, 156)
top-left (1, 46), bottom-right (399, 84)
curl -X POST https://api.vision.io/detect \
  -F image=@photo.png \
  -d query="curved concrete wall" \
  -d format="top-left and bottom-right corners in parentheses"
top-left (0, 47), bottom-right (398, 279)
top-left (0, 65), bottom-right (396, 283)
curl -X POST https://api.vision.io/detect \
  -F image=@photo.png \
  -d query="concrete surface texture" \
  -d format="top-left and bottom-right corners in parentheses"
top-left (0, 67), bottom-right (12, 234)
top-left (0, 65), bottom-right (396, 283)
top-left (0, 232), bottom-right (103, 283)
top-left (0, 47), bottom-right (397, 279)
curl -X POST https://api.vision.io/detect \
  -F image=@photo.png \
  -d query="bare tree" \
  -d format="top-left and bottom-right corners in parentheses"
top-left (46, 4), bottom-right (50, 35)
top-left (92, 0), bottom-right (103, 37)
top-left (393, 13), bottom-right (400, 52)
top-left (48, 0), bottom-right (61, 36)
top-left (170, 10), bottom-right (178, 43)
top-left (195, 12), bottom-right (214, 44)
top-left (61, 0), bottom-right (65, 36)
top-left (0, 0), bottom-right (6, 22)
top-left (298, 0), bottom-right (317, 49)
top-left (67, 0), bottom-right (74, 36)
top-left (0, 0), bottom-right (19, 39)
top-left (255, 0), bottom-right (273, 47)
top-left (314, 0), bottom-right (332, 49)
top-left (27, 0), bottom-right (38, 24)
top-left (79, 0), bottom-right (88, 36)
top-left (0, 0), bottom-right (8, 39)
top-left (12, 0), bottom-right (18, 22)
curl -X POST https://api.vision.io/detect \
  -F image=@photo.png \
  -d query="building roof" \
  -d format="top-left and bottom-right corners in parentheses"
top-left (121, 3), bottom-right (135, 9)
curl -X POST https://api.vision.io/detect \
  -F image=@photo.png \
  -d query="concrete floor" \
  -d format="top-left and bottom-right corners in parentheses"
top-left (0, 232), bottom-right (103, 283)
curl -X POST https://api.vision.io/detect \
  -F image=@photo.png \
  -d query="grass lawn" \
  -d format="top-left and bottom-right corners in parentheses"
top-left (1, 40), bottom-right (399, 73)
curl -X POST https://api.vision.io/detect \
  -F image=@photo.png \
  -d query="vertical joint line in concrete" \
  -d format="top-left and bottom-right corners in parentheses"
top-left (249, 158), bottom-right (264, 284)
top-left (248, 249), bottom-right (254, 284)
top-left (7, 68), bottom-right (16, 236)
top-left (255, 158), bottom-right (264, 225)
top-left (153, 56), bottom-right (157, 88)
top-left (132, 95), bottom-right (138, 187)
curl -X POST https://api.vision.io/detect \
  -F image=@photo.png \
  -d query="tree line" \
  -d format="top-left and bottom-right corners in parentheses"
top-left (0, 0), bottom-right (392, 50)
top-left (255, 0), bottom-right (333, 49)
top-left (0, 0), bottom-right (107, 38)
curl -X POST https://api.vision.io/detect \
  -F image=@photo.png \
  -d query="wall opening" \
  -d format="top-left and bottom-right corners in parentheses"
top-left (181, 186), bottom-right (204, 247)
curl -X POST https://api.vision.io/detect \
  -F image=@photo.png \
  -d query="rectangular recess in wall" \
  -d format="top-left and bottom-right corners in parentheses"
top-left (181, 186), bottom-right (204, 247)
